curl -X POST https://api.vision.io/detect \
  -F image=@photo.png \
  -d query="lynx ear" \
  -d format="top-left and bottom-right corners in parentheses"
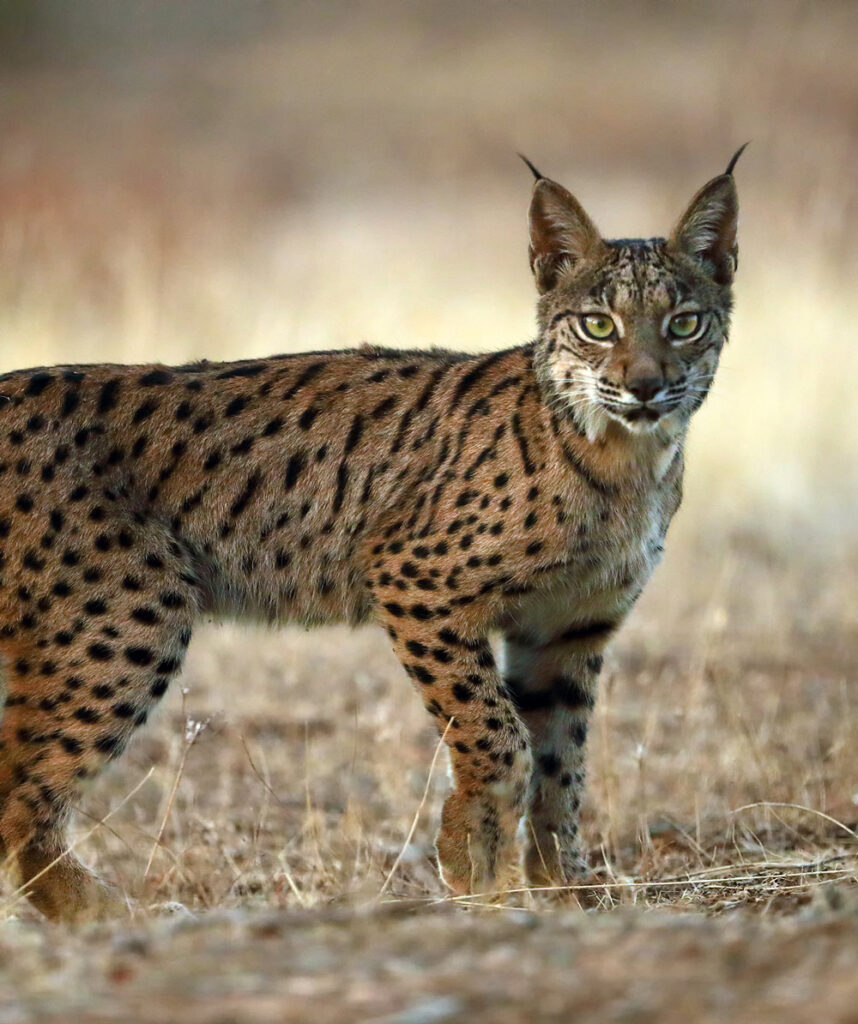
top-left (670, 172), bottom-right (739, 285)
top-left (527, 173), bottom-right (605, 294)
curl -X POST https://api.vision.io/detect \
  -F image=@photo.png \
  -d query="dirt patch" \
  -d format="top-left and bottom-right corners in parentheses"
top-left (5, 902), bottom-right (858, 1023)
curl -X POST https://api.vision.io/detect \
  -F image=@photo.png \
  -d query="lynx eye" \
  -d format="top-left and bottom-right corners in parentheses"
top-left (667, 312), bottom-right (701, 339)
top-left (579, 314), bottom-right (617, 341)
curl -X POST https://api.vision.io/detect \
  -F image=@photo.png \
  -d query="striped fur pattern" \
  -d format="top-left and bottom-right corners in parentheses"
top-left (0, 158), bottom-right (739, 920)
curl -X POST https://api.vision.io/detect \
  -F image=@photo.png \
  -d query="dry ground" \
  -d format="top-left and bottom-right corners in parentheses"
top-left (10, 906), bottom-right (858, 1023)
top-left (1, 3), bottom-right (858, 1020)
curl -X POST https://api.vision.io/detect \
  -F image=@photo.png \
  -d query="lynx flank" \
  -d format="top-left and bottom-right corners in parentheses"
top-left (0, 152), bottom-right (742, 921)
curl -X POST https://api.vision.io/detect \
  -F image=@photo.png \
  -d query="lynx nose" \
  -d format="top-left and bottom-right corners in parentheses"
top-left (626, 375), bottom-right (664, 403)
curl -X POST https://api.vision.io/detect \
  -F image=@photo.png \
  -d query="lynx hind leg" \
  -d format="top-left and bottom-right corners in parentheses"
top-left (0, 621), bottom-right (194, 920)
top-left (379, 607), bottom-right (532, 895)
top-left (0, 535), bottom-right (197, 922)
top-left (0, 677), bottom-right (119, 921)
top-left (0, 802), bottom-right (128, 923)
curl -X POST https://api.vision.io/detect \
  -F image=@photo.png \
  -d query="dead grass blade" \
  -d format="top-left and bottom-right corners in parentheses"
top-left (376, 719), bottom-right (452, 900)
top-left (731, 802), bottom-right (858, 841)
top-left (143, 706), bottom-right (208, 879)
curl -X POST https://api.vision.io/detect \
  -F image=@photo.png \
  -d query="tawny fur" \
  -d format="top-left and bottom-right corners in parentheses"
top-left (0, 157), bottom-right (740, 921)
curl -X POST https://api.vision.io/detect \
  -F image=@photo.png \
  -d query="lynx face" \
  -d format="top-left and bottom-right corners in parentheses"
top-left (527, 155), bottom-right (741, 441)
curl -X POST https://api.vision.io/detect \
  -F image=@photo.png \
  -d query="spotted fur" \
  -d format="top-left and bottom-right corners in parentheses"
top-left (0, 156), bottom-right (740, 920)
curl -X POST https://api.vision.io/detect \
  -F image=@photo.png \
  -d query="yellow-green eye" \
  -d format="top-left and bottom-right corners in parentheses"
top-left (580, 314), bottom-right (616, 341)
top-left (668, 312), bottom-right (701, 339)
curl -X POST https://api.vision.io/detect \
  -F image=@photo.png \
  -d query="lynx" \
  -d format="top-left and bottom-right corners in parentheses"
top-left (0, 150), bottom-right (742, 921)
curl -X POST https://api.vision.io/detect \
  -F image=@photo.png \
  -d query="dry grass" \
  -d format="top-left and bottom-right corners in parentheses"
top-left (1, 2), bottom-right (858, 1020)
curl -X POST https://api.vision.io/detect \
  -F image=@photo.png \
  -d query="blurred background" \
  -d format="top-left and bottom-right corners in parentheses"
top-left (1, 0), bottom-right (857, 912)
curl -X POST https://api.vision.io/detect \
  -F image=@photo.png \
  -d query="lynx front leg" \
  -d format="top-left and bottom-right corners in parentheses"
top-left (502, 625), bottom-right (606, 890)
top-left (378, 608), bottom-right (531, 895)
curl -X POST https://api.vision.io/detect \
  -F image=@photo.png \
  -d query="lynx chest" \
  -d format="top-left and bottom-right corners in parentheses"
top-left (505, 448), bottom-right (683, 641)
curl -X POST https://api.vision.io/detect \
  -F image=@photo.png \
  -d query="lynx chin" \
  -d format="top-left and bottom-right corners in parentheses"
top-left (0, 150), bottom-right (743, 921)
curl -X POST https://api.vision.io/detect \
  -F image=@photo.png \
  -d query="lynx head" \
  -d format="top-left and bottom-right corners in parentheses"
top-left (527, 149), bottom-right (744, 441)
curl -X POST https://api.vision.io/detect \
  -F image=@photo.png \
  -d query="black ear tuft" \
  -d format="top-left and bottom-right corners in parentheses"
top-left (518, 153), bottom-right (544, 181)
top-left (724, 142), bottom-right (750, 176)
